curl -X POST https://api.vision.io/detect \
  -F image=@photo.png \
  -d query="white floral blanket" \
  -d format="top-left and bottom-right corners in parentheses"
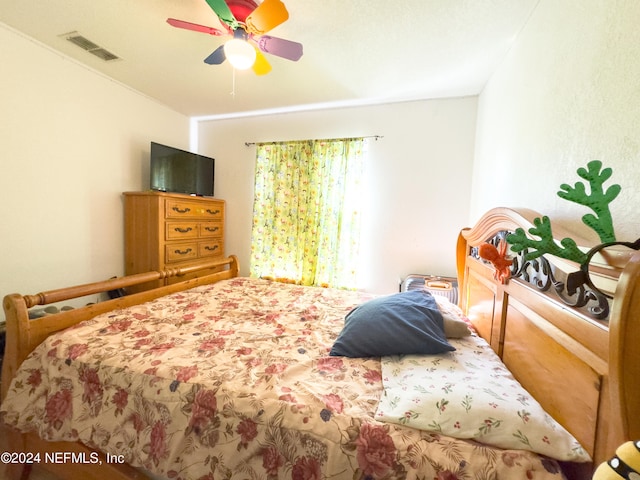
top-left (376, 335), bottom-right (589, 462)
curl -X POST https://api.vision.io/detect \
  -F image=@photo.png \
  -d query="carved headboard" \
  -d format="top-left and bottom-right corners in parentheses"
top-left (456, 207), bottom-right (640, 471)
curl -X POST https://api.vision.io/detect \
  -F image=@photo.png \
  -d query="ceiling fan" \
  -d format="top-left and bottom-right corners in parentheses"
top-left (167, 0), bottom-right (303, 75)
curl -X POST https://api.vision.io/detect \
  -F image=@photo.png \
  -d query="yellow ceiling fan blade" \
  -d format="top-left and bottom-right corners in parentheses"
top-left (252, 49), bottom-right (272, 75)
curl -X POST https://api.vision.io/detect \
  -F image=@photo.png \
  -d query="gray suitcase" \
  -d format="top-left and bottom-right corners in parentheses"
top-left (400, 274), bottom-right (459, 304)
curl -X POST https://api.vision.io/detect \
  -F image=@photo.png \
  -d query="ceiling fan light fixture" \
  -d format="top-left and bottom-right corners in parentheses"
top-left (168, 0), bottom-right (300, 74)
top-left (224, 38), bottom-right (256, 70)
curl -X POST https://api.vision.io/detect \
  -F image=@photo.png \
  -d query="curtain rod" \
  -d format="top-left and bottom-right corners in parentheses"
top-left (244, 135), bottom-right (383, 147)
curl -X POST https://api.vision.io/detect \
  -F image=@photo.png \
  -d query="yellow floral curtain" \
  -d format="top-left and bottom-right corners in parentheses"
top-left (250, 138), bottom-right (365, 288)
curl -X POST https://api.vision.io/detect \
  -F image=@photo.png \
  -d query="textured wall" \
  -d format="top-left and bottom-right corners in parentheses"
top-left (471, 0), bottom-right (640, 242)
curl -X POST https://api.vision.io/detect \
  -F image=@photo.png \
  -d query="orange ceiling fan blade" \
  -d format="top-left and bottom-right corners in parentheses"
top-left (252, 49), bottom-right (272, 75)
top-left (245, 0), bottom-right (289, 35)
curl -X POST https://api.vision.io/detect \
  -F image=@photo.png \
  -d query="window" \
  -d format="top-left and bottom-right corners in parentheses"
top-left (250, 138), bottom-right (365, 288)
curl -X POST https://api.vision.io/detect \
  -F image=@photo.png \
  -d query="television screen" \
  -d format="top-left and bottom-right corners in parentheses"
top-left (150, 142), bottom-right (215, 197)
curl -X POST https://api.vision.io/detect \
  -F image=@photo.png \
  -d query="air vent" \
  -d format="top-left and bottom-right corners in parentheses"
top-left (88, 48), bottom-right (120, 61)
top-left (60, 31), bottom-right (121, 62)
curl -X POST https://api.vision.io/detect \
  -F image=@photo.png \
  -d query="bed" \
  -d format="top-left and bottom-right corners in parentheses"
top-left (1, 207), bottom-right (638, 480)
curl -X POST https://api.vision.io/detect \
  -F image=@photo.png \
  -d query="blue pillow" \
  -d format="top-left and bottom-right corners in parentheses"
top-left (330, 290), bottom-right (455, 357)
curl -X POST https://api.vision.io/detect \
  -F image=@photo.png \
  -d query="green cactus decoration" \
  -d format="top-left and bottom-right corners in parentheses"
top-left (507, 217), bottom-right (588, 264)
top-left (557, 160), bottom-right (620, 243)
top-left (507, 160), bottom-right (620, 264)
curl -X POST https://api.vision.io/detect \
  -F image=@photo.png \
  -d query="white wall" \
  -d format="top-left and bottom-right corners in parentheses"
top-left (197, 97), bottom-right (477, 294)
top-left (472, 0), bottom-right (640, 242)
top-left (0, 24), bottom-right (190, 317)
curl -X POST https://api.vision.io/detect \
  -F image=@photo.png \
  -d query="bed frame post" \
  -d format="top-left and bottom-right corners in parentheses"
top-left (455, 229), bottom-right (470, 308)
top-left (1, 295), bottom-right (31, 480)
top-left (609, 250), bottom-right (640, 445)
top-left (2, 294), bottom-right (31, 402)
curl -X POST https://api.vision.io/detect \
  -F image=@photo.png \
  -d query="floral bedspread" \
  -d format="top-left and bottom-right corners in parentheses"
top-left (2, 277), bottom-right (566, 479)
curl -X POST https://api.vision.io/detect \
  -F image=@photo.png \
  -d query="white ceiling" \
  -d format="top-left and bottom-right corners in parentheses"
top-left (0, 0), bottom-right (539, 118)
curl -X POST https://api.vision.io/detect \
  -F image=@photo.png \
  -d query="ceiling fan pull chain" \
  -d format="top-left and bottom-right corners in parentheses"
top-left (230, 68), bottom-right (236, 98)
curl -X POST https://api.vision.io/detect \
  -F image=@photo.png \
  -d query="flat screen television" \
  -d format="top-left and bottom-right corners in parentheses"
top-left (150, 142), bottom-right (215, 197)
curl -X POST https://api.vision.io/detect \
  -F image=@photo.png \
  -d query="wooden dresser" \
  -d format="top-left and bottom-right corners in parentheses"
top-left (123, 191), bottom-right (225, 292)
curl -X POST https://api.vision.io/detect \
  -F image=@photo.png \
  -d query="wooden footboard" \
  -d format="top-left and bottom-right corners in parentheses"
top-left (456, 208), bottom-right (640, 472)
top-left (1, 255), bottom-right (239, 480)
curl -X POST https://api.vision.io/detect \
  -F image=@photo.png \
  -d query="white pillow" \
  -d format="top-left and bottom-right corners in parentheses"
top-left (433, 295), bottom-right (472, 338)
top-left (375, 334), bottom-right (591, 462)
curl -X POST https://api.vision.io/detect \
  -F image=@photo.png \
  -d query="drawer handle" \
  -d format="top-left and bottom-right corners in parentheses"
top-left (174, 248), bottom-right (193, 255)
top-left (174, 227), bottom-right (193, 233)
top-left (206, 209), bottom-right (220, 215)
top-left (204, 245), bottom-right (219, 251)
top-left (204, 226), bottom-right (219, 232)
top-left (172, 206), bottom-right (191, 214)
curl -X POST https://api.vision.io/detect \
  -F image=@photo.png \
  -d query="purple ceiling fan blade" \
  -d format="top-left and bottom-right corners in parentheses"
top-left (254, 35), bottom-right (303, 61)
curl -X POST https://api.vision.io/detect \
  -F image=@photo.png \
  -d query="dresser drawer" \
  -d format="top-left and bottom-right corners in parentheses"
top-left (166, 222), bottom-right (199, 240)
top-left (165, 242), bottom-right (198, 263)
top-left (199, 239), bottom-right (223, 258)
top-left (124, 191), bottom-right (225, 293)
top-left (199, 221), bottom-right (222, 237)
top-left (166, 198), bottom-right (223, 219)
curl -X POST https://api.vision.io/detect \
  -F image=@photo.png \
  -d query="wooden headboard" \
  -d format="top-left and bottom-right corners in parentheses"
top-left (456, 207), bottom-right (640, 471)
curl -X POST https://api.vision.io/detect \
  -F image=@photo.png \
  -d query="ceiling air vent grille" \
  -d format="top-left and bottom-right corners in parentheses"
top-left (61, 31), bottom-right (121, 62)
